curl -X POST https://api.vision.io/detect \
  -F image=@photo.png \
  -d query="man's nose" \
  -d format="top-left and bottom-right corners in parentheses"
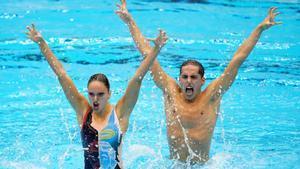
top-left (187, 77), bottom-right (192, 83)
top-left (92, 95), bottom-right (98, 101)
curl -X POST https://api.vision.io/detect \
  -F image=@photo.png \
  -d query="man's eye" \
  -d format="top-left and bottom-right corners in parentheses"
top-left (97, 93), bottom-right (104, 97)
top-left (89, 93), bottom-right (94, 96)
top-left (182, 75), bottom-right (188, 79)
top-left (191, 76), bottom-right (197, 79)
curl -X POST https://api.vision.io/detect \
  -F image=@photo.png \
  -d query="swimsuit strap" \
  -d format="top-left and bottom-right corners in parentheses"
top-left (82, 107), bottom-right (93, 128)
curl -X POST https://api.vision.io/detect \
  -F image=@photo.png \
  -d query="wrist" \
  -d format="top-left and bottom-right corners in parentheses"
top-left (37, 38), bottom-right (46, 45)
top-left (125, 16), bottom-right (133, 25)
top-left (257, 23), bottom-right (267, 32)
top-left (154, 44), bottom-right (162, 51)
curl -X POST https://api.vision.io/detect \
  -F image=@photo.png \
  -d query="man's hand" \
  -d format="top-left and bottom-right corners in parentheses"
top-left (259, 7), bottom-right (282, 31)
top-left (154, 29), bottom-right (168, 49)
top-left (26, 24), bottom-right (43, 43)
top-left (116, 0), bottom-right (132, 23)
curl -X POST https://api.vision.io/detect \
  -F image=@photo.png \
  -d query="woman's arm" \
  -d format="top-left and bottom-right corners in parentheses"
top-left (115, 30), bottom-right (168, 132)
top-left (26, 24), bottom-right (89, 125)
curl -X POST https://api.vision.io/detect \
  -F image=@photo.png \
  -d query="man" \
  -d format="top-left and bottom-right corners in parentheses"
top-left (116, 0), bottom-right (281, 164)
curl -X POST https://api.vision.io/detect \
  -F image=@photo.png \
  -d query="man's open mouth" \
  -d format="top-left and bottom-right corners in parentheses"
top-left (186, 86), bottom-right (194, 95)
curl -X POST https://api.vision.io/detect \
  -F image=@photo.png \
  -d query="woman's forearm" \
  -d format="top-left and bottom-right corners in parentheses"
top-left (38, 39), bottom-right (66, 77)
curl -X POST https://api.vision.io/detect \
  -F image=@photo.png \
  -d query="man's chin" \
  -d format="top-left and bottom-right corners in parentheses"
top-left (184, 94), bottom-right (195, 101)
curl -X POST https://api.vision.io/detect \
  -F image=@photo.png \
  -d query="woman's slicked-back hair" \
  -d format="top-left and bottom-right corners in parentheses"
top-left (87, 73), bottom-right (110, 91)
top-left (180, 60), bottom-right (205, 77)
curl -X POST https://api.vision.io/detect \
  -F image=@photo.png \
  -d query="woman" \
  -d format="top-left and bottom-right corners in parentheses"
top-left (26, 24), bottom-right (167, 169)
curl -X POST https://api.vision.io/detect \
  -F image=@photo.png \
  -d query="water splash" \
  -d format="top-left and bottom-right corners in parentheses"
top-left (176, 115), bottom-right (204, 167)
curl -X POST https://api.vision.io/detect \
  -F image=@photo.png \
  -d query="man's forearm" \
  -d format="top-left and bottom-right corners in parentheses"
top-left (233, 25), bottom-right (264, 63)
top-left (126, 17), bottom-right (152, 56)
top-left (234, 7), bottom-right (281, 63)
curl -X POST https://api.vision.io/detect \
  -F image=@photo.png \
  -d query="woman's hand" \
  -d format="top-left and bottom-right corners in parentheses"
top-left (147, 29), bottom-right (168, 49)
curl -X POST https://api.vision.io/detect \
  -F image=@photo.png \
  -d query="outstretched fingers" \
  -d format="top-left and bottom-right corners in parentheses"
top-left (270, 8), bottom-right (282, 25)
top-left (116, 0), bottom-right (129, 17)
top-left (273, 21), bottom-right (283, 25)
top-left (115, 9), bottom-right (121, 15)
top-left (118, 0), bottom-right (126, 10)
top-left (26, 24), bottom-right (37, 33)
top-left (158, 29), bottom-right (163, 34)
top-left (116, 4), bottom-right (121, 9)
top-left (260, 7), bottom-right (282, 30)
top-left (26, 25), bottom-right (32, 32)
top-left (31, 23), bottom-right (36, 30)
top-left (274, 12), bottom-right (280, 17)
top-left (161, 30), bottom-right (167, 37)
top-left (147, 38), bottom-right (156, 42)
top-left (269, 7), bottom-right (277, 15)
top-left (121, 0), bottom-right (126, 6)
top-left (156, 29), bottom-right (168, 47)
top-left (158, 29), bottom-right (166, 37)
top-left (146, 29), bottom-right (168, 46)
top-left (161, 29), bottom-right (168, 39)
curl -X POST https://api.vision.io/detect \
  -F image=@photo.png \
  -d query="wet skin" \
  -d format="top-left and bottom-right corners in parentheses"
top-left (164, 64), bottom-right (220, 163)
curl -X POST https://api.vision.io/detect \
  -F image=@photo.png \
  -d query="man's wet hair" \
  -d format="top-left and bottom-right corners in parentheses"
top-left (180, 60), bottom-right (205, 77)
top-left (87, 73), bottom-right (110, 91)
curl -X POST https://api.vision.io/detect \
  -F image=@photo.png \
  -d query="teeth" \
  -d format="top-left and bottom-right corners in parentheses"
top-left (186, 87), bottom-right (193, 95)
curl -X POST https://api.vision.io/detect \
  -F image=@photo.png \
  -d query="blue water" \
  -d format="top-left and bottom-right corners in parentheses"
top-left (0, 0), bottom-right (299, 168)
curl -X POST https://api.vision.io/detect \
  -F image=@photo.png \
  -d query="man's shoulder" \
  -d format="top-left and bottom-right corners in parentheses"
top-left (162, 80), bottom-right (180, 94)
top-left (196, 90), bottom-right (221, 104)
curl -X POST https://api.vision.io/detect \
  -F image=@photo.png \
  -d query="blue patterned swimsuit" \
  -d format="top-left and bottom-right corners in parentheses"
top-left (81, 108), bottom-right (122, 169)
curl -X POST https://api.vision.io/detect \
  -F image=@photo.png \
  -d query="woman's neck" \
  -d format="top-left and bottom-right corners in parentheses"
top-left (93, 103), bottom-right (112, 120)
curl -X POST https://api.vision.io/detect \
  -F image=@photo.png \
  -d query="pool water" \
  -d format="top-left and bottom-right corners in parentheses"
top-left (0, 0), bottom-right (299, 168)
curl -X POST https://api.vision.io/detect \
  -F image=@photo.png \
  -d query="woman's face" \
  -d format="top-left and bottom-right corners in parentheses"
top-left (87, 81), bottom-right (111, 113)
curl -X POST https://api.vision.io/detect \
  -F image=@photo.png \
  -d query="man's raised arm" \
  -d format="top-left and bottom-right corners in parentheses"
top-left (116, 0), bottom-right (176, 92)
top-left (207, 7), bottom-right (282, 99)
